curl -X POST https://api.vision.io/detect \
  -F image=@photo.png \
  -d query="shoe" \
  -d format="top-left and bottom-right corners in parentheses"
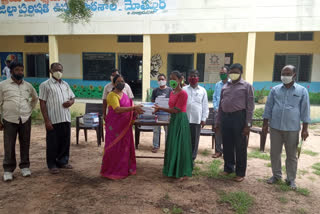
top-left (21, 168), bottom-right (31, 177)
top-left (219, 171), bottom-right (231, 176)
top-left (212, 152), bottom-right (222, 158)
top-left (49, 168), bottom-right (60, 174)
top-left (233, 176), bottom-right (245, 182)
top-left (60, 164), bottom-right (73, 169)
top-left (3, 172), bottom-right (13, 182)
top-left (286, 179), bottom-right (297, 190)
top-left (267, 176), bottom-right (281, 184)
top-left (151, 148), bottom-right (159, 153)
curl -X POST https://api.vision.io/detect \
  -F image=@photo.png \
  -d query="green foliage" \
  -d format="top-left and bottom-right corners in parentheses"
top-left (309, 92), bottom-right (320, 104)
top-left (248, 150), bottom-right (270, 160)
top-left (252, 108), bottom-right (264, 127)
top-left (206, 159), bottom-right (223, 178)
top-left (146, 88), bottom-right (153, 102)
top-left (274, 180), bottom-right (311, 196)
top-left (207, 89), bottom-right (214, 101)
top-left (254, 87), bottom-right (269, 102)
top-left (311, 162), bottom-right (320, 176)
top-left (295, 208), bottom-right (308, 214)
top-left (58, 0), bottom-right (92, 24)
top-left (71, 111), bottom-right (81, 127)
top-left (171, 206), bottom-right (183, 214)
top-left (31, 108), bottom-right (42, 121)
top-left (296, 188), bottom-right (310, 196)
top-left (301, 150), bottom-right (319, 157)
top-left (219, 191), bottom-right (254, 214)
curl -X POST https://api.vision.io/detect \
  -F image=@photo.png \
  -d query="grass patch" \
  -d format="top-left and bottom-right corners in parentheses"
top-left (195, 160), bottom-right (204, 164)
top-left (248, 150), bottom-right (270, 160)
top-left (192, 160), bottom-right (235, 179)
top-left (219, 191), bottom-right (254, 214)
top-left (171, 206), bottom-right (183, 214)
top-left (71, 111), bottom-right (81, 127)
top-left (296, 188), bottom-right (310, 196)
top-left (265, 163), bottom-right (272, 167)
top-left (311, 163), bottom-right (320, 176)
top-left (298, 169), bottom-right (308, 176)
top-left (302, 150), bottom-right (319, 157)
top-left (295, 208), bottom-right (308, 214)
top-left (207, 159), bottom-right (223, 178)
top-left (200, 149), bottom-right (210, 157)
top-left (277, 196), bottom-right (289, 204)
top-left (307, 176), bottom-right (316, 182)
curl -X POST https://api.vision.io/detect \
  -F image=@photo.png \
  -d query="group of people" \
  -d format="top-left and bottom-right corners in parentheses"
top-left (0, 61), bottom-right (310, 189)
top-left (0, 62), bottom-right (75, 181)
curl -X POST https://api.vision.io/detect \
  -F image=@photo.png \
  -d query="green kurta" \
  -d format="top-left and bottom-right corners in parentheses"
top-left (163, 112), bottom-right (193, 178)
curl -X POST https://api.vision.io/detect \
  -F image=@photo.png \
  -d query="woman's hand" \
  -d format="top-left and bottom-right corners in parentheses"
top-left (134, 104), bottom-right (145, 115)
top-left (153, 104), bottom-right (161, 113)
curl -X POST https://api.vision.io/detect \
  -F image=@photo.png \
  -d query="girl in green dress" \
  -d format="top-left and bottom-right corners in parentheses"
top-left (154, 70), bottom-right (193, 180)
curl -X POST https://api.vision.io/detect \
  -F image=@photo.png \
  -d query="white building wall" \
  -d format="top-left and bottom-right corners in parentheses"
top-left (0, 0), bottom-right (319, 35)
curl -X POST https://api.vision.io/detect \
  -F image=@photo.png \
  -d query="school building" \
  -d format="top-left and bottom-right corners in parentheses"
top-left (0, 0), bottom-right (320, 103)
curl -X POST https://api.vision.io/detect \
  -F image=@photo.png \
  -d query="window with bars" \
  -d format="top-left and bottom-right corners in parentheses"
top-left (169, 34), bottom-right (196, 43)
top-left (273, 54), bottom-right (312, 82)
top-left (275, 32), bottom-right (313, 41)
top-left (117, 35), bottom-right (143, 43)
top-left (24, 36), bottom-right (48, 43)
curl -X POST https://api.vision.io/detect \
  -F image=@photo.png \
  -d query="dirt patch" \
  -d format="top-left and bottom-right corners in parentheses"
top-left (0, 124), bottom-right (319, 214)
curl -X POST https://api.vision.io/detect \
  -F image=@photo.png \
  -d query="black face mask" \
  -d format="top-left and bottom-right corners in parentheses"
top-left (13, 73), bottom-right (24, 81)
top-left (116, 83), bottom-right (125, 91)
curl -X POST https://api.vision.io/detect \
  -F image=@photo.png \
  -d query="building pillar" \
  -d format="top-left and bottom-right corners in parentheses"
top-left (142, 34), bottom-right (151, 102)
top-left (48, 35), bottom-right (59, 67)
top-left (245, 32), bottom-right (256, 84)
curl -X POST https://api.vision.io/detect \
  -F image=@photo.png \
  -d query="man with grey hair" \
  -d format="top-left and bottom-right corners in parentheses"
top-left (262, 65), bottom-right (310, 189)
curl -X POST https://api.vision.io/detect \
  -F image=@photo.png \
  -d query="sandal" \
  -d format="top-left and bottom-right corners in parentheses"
top-left (60, 164), bottom-right (73, 169)
top-left (212, 152), bottom-right (222, 158)
top-left (49, 168), bottom-right (60, 174)
top-left (151, 148), bottom-right (159, 153)
top-left (233, 176), bottom-right (245, 182)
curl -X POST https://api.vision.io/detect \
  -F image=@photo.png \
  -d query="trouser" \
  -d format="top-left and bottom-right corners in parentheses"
top-left (221, 110), bottom-right (247, 177)
top-left (214, 111), bottom-right (223, 153)
top-left (270, 128), bottom-right (299, 181)
top-left (152, 126), bottom-right (168, 148)
top-left (190, 123), bottom-right (201, 161)
top-left (46, 122), bottom-right (71, 169)
top-left (3, 118), bottom-right (31, 172)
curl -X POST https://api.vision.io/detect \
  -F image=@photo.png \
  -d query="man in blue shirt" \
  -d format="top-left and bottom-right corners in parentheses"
top-left (262, 65), bottom-right (310, 190)
top-left (212, 66), bottom-right (229, 158)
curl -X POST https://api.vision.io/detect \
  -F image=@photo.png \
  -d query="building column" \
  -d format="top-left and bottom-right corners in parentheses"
top-left (245, 32), bottom-right (256, 84)
top-left (48, 35), bottom-right (59, 66)
top-left (142, 34), bottom-right (151, 102)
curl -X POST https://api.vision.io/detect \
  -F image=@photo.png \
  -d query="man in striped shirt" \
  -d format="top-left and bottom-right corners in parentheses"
top-left (39, 63), bottom-right (75, 174)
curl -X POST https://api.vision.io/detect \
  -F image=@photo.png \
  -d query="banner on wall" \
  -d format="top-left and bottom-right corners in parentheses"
top-left (204, 53), bottom-right (225, 83)
top-left (0, 52), bottom-right (23, 76)
top-left (0, 0), bottom-right (175, 19)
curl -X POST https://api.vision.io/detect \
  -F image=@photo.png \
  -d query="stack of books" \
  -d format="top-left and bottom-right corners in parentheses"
top-left (83, 113), bottom-right (99, 127)
top-left (155, 96), bottom-right (170, 121)
top-left (138, 102), bottom-right (157, 122)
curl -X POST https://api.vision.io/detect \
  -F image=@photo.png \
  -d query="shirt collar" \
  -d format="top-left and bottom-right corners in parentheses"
top-left (187, 84), bottom-right (200, 89)
top-left (9, 78), bottom-right (24, 85)
top-left (50, 78), bottom-right (64, 84)
top-left (227, 78), bottom-right (244, 86)
top-left (281, 82), bottom-right (296, 89)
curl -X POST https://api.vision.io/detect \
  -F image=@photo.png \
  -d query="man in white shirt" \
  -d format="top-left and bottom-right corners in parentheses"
top-left (2, 60), bottom-right (11, 80)
top-left (102, 69), bottom-right (134, 119)
top-left (184, 70), bottom-right (209, 162)
top-left (39, 63), bottom-right (75, 174)
top-left (0, 61), bottom-right (38, 181)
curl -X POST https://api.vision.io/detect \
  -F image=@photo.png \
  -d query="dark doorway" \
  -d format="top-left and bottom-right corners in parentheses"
top-left (26, 54), bottom-right (49, 77)
top-left (167, 54), bottom-right (194, 82)
top-left (119, 54), bottom-right (142, 99)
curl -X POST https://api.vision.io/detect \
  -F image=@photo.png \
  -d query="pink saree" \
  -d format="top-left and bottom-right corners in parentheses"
top-left (100, 93), bottom-right (136, 179)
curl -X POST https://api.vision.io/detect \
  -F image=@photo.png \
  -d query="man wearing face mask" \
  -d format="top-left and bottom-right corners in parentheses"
top-left (39, 63), bottom-right (75, 174)
top-left (212, 66), bottom-right (230, 158)
top-left (263, 65), bottom-right (310, 190)
top-left (0, 62), bottom-right (38, 181)
top-left (102, 69), bottom-right (134, 120)
top-left (150, 74), bottom-right (172, 153)
top-left (183, 70), bottom-right (209, 163)
top-left (215, 63), bottom-right (254, 182)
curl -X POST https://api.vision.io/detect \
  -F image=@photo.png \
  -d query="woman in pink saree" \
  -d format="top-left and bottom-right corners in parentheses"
top-left (100, 75), bottom-right (143, 179)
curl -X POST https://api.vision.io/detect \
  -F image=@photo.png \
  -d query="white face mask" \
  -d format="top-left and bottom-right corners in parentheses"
top-left (281, 75), bottom-right (293, 84)
top-left (229, 73), bottom-right (240, 81)
top-left (52, 71), bottom-right (63, 80)
top-left (158, 80), bottom-right (167, 87)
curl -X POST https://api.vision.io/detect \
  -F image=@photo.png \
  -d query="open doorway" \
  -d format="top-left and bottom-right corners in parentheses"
top-left (26, 54), bottom-right (49, 78)
top-left (167, 54), bottom-right (194, 83)
top-left (119, 54), bottom-right (142, 99)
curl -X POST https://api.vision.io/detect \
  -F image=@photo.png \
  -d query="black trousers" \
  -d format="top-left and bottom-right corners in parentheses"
top-left (190, 123), bottom-right (201, 161)
top-left (46, 122), bottom-right (71, 169)
top-left (3, 118), bottom-right (31, 172)
top-left (221, 110), bottom-right (247, 177)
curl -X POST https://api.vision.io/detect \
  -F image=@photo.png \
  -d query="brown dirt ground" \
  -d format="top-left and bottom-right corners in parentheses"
top-left (0, 123), bottom-right (319, 214)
